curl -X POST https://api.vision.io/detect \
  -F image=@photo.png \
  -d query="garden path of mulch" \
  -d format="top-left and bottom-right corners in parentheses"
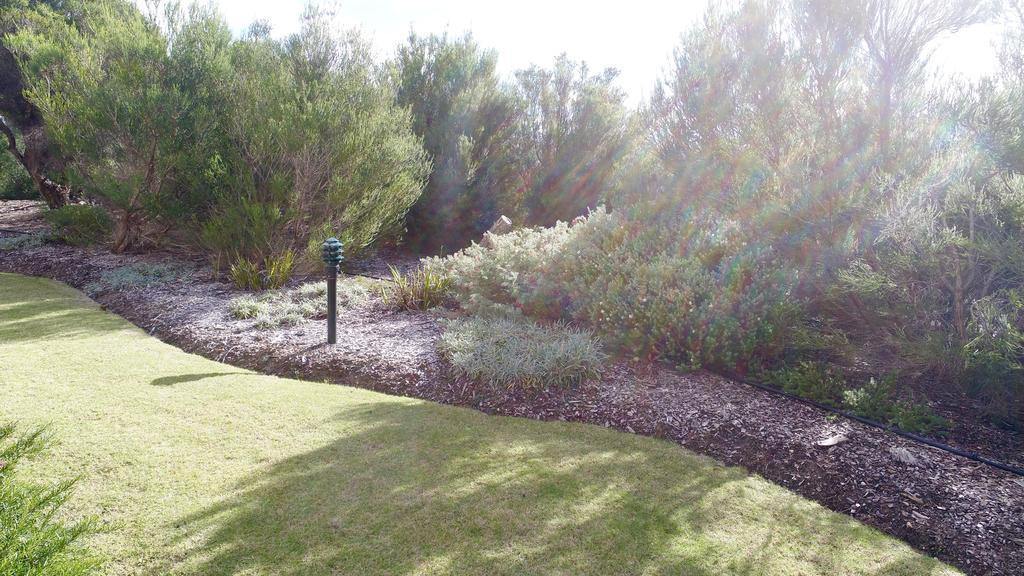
top-left (1, 206), bottom-right (1022, 575)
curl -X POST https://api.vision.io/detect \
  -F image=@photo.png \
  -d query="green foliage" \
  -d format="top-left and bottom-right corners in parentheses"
top-left (264, 251), bottom-right (295, 290)
top-left (7, 0), bottom-right (225, 252)
top-left (228, 278), bottom-right (370, 329)
top-left (0, 232), bottom-right (47, 251)
top-left (229, 259), bottom-right (262, 291)
top-left (0, 149), bottom-right (33, 200)
top-left (8, 1), bottom-right (425, 256)
top-left (889, 402), bottom-right (951, 435)
top-left (380, 264), bottom-right (452, 311)
top-left (229, 251), bottom-right (294, 291)
top-left (0, 422), bottom-right (101, 576)
top-left (440, 314), bottom-right (605, 389)
top-left (843, 377), bottom-right (949, 434)
top-left (44, 204), bottom-right (111, 246)
top-left (769, 361), bottom-right (846, 408)
top-left (962, 294), bottom-right (1024, 427)
top-left (200, 199), bottom-right (289, 271)
top-left (843, 377), bottom-right (896, 423)
top-left (392, 37), bottom-right (634, 250)
top-left (432, 207), bottom-right (800, 372)
top-left (824, 156), bottom-right (1024, 426)
top-left (4, 0), bottom-right (1022, 429)
top-left (392, 32), bottom-right (517, 250)
top-left (218, 7), bottom-right (429, 259)
top-left (83, 262), bottom-right (181, 295)
top-left (510, 56), bottom-right (635, 226)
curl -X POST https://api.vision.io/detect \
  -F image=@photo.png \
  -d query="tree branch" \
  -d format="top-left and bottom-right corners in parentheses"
top-left (0, 114), bottom-right (27, 166)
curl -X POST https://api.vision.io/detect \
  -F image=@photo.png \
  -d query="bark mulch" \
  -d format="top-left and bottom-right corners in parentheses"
top-left (1, 213), bottom-right (1022, 575)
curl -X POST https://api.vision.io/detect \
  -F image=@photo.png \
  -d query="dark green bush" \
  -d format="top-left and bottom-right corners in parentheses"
top-left (963, 294), bottom-right (1024, 428)
top-left (0, 423), bottom-right (100, 576)
top-left (843, 377), bottom-right (897, 423)
top-left (201, 200), bottom-right (290, 273)
top-left (769, 361), bottom-right (846, 408)
top-left (0, 156), bottom-right (34, 200)
top-left (890, 402), bottom-right (950, 435)
top-left (843, 377), bottom-right (949, 434)
top-left (44, 205), bottom-right (112, 246)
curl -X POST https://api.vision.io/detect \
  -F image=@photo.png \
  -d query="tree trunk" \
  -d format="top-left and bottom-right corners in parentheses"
top-left (878, 75), bottom-right (894, 174)
top-left (0, 115), bottom-right (70, 209)
top-left (111, 209), bottom-right (136, 254)
top-left (1, 43), bottom-right (70, 209)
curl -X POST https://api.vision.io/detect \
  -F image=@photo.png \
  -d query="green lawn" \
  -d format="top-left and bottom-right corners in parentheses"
top-left (0, 272), bottom-right (959, 576)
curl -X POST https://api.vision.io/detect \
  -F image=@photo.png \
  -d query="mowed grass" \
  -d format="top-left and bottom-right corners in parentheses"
top-left (0, 273), bottom-right (959, 576)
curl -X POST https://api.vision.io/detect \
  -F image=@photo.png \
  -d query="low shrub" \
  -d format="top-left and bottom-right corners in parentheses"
top-left (0, 152), bottom-right (34, 200)
top-left (380, 265), bottom-right (452, 311)
top-left (425, 222), bottom-right (578, 315)
top-left (228, 295), bottom-right (267, 320)
top-left (440, 314), bottom-right (605, 389)
top-left (963, 295), bottom-right (1024, 428)
top-left (200, 199), bottom-right (290, 273)
top-left (431, 207), bottom-right (800, 371)
top-left (843, 376), bottom-right (949, 434)
top-left (229, 251), bottom-right (295, 291)
top-left (843, 377), bottom-right (896, 423)
top-left (889, 402), bottom-right (950, 435)
top-left (228, 278), bottom-right (371, 329)
top-left (45, 205), bottom-right (112, 246)
top-left (83, 262), bottom-right (182, 295)
top-left (0, 232), bottom-right (48, 251)
top-left (768, 361), bottom-right (846, 408)
top-left (0, 423), bottom-right (101, 576)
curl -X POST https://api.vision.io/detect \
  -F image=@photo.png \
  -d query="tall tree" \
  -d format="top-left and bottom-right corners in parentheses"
top-left (392, 32), bottom-right (516, 250)
top-left (0, 0), bottom-right (80, 208)
top-left (863, 0), bottom-right (991, 172)
top-left (510, 55), bottom-right (633, 226)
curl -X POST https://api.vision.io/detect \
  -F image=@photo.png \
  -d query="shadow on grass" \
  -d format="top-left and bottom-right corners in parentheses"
top-left (0, 281), bottom-right (126, 344)
top-left (148, 401), bottom-right (949, 576)
top-left (150, 373), bottom-right (247, 387)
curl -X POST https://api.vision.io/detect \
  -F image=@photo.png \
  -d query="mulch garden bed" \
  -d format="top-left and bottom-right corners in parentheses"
top-left (2, 201), bottom-right (1022, 575)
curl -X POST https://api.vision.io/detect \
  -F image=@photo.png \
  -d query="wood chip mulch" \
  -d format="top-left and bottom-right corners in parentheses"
top-left (1, 216), bottom-right (1022, 575)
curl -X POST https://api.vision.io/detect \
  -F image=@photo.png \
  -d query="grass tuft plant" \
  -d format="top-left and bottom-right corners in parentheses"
top-left (228, 278), bottom-right (371, 329)
top-left (440, 314), bottom-right (605, 389)
top-left (230, 251), bottom-right (295, 291)
top-left (380, 264), bottom-right (452, 311)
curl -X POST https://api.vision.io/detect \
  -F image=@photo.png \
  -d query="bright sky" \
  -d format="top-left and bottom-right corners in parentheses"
top-left (160, 0), bottom-right (1005, 104)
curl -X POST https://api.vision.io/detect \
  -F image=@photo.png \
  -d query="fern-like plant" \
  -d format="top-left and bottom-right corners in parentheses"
top-left (0, 423), bottom-right (100, 576)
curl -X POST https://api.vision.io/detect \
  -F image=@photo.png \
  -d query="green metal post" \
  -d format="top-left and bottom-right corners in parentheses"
top-left (320, 237), bottom-right (344, 345)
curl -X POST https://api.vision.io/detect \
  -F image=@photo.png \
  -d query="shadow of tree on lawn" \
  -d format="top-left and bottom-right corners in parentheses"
top-left (147, 400), bottom-right (952, 576)
top-left (0, 285), bottom-right (126, 344)
top-left (150, 372), bottom-right (247, 387)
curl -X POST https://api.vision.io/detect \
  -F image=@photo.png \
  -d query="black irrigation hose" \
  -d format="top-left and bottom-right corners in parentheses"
top-left (721, 370), bottom-right (1024, 478)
